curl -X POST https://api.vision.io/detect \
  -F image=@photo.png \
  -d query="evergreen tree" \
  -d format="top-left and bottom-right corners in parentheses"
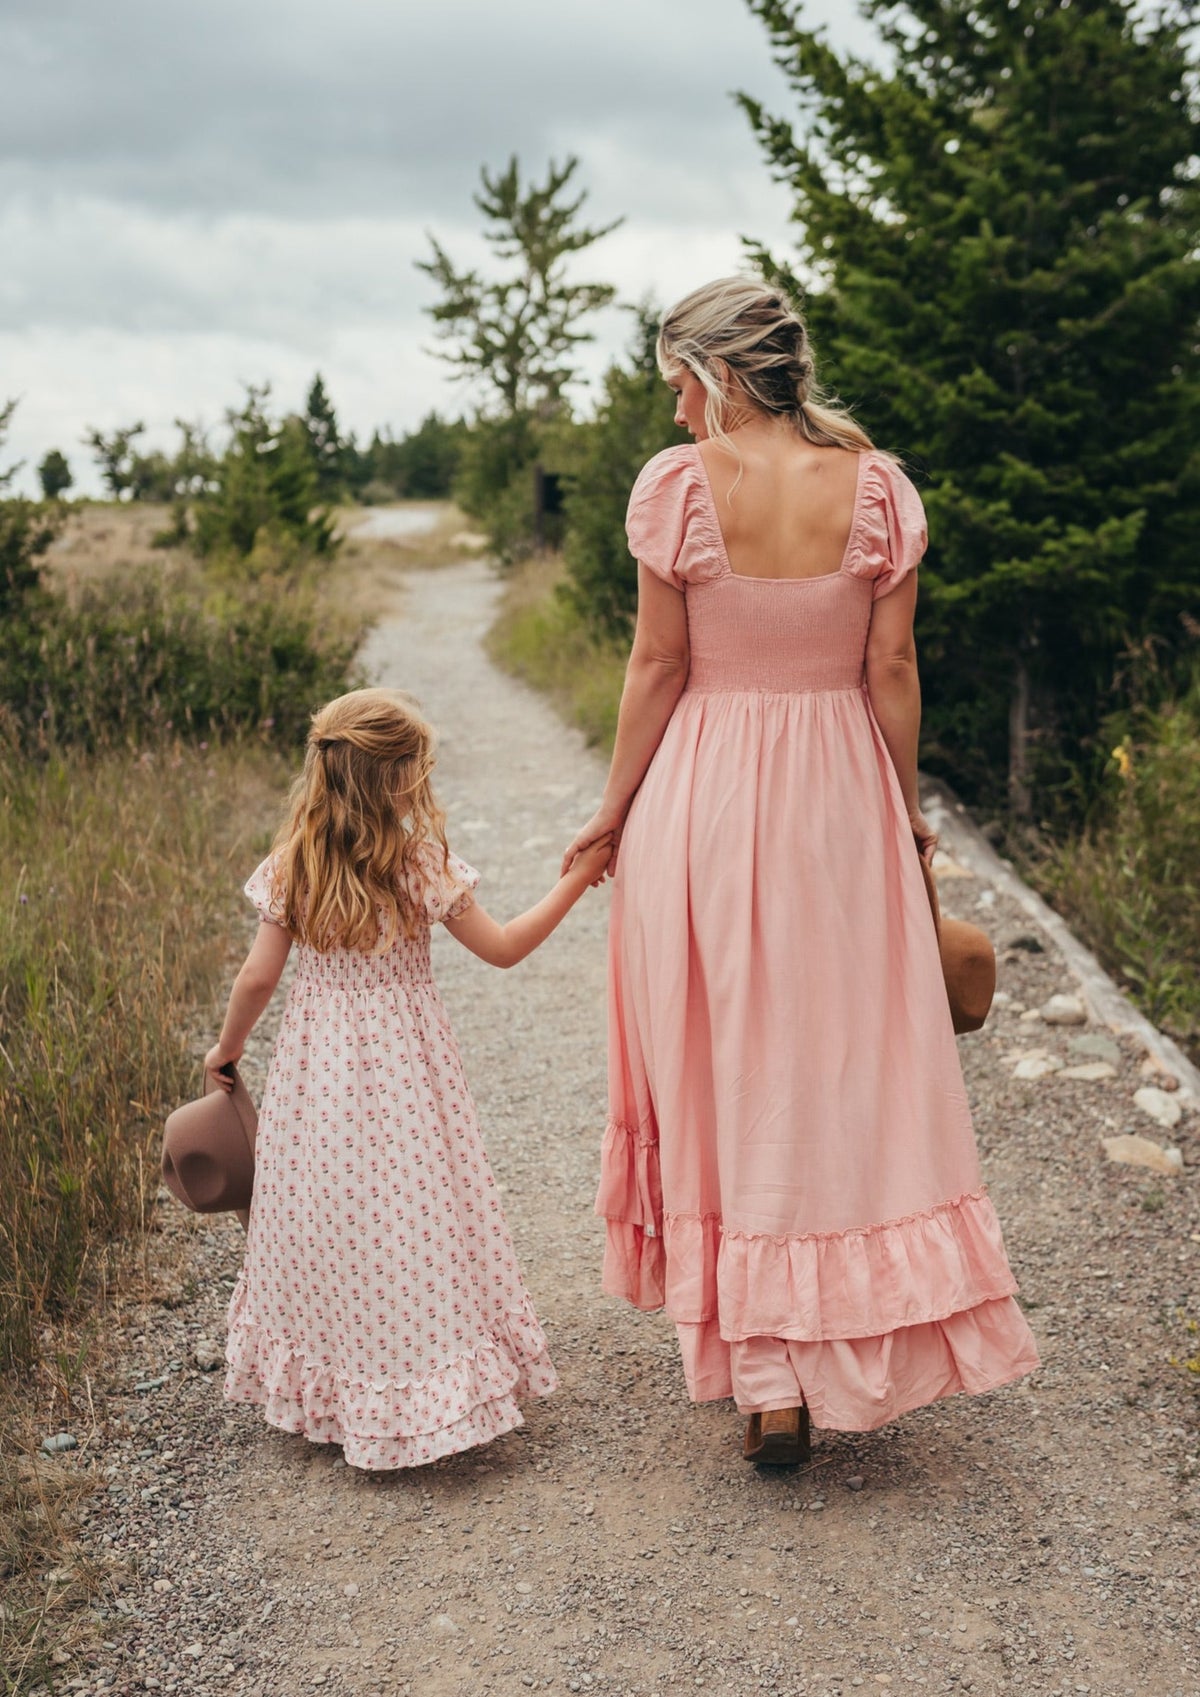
top-left (302, 373), bottom-right (344, 498)
top-left (742, 0), bottom-right (1200, 824)
top-left (561, 306), bottom-right (688, 634)
top-left (0, 401), bottom-right (57, 613)
top-left (84, 422), bottom-right (147, 501)
top-left (37, 449), bottom-right (72, 501)
top-left (193, 386), bottom-right (336, 564)
top-left (418, 155), bottom-right (621, 418)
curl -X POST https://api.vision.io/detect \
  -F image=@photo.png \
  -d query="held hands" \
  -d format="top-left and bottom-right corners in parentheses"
top-left (562, 806), bottom-right (625, 881)
top-left (203, 1043), bottom-right (242, 1091)
top-left (566, 834), bottom-right (615, 890)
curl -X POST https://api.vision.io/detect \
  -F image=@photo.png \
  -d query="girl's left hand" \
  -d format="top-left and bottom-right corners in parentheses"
top-left (204, 1043), bottom-right (241, 1090)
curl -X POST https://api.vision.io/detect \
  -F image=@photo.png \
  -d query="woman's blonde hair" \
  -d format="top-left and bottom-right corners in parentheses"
top-left (658, 276), bottom-right (877, 462)
top-left (270, 687), bottom-right (449, 952)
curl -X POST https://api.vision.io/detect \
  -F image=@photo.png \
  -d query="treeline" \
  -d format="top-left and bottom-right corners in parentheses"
top-left (34, 384), bottom-right (468, 509)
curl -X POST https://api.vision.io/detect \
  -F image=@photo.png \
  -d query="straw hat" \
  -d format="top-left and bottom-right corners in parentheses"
top-left (918, 853), bottom-right (996, 1035)
top-left (162, 1063), bottom-right (257, 1214)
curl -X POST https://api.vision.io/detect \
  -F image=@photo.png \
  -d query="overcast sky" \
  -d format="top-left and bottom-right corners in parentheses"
top-left (1, 0), bottom-right (872, 494)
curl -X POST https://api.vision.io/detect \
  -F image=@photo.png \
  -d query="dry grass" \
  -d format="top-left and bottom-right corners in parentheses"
top-left (0, 1433), bottom-right (107, 1695)
top-left (486, 550), bottom-right (627, 752)
top-left (43, 502), bottom-right (189, 596)
top-left (0, 742), bottom-right (285, 1372)
top-left (0, 741), bottom-right (286, 1691)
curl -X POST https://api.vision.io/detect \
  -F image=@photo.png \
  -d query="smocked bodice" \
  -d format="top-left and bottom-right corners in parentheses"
top-left (682, 571), bottom-right (874, 695)
top-left (291, 928), bottom-right (436, 993)
top-left (625, 443), bottom-right (927, 699)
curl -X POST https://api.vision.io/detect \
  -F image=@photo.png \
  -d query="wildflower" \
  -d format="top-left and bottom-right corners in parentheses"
top-left (1111, 741), bottom-right (1134, 780)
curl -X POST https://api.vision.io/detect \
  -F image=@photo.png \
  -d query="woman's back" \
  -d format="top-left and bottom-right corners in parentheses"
top-left (697, 436), bottom-right (861, 582)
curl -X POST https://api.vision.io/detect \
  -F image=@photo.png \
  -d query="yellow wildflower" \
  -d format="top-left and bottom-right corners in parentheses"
top-left (1111, 741), bottom-right (1134, 780)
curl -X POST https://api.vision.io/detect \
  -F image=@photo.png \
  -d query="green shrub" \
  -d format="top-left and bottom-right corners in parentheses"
top-left (560, 310), bottom-right (685, 635)
top-left (0, 568), bottom-right (365, 755)
top-left (1038, 671), bottom-right (1200, 1057)
top-left (487, 553), bottom-right (627, 750)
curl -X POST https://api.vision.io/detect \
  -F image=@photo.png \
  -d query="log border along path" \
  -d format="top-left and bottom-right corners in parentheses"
top-left (60, 553), bottom-right (1197, 1697)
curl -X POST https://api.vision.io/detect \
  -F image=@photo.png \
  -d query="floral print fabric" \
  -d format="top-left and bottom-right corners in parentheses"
top-left (224, 850), bottom-right (557, 1469)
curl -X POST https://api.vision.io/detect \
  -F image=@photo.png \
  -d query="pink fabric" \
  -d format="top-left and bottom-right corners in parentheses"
top-left (225, 851), bottom-right (557, 1470)
top-left (601, 444), bottom-right (1038, 1427)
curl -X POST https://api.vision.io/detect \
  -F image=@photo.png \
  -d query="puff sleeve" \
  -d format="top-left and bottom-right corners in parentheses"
top-left (244, 856), bottom-right (288, 926)
top-left (411, 847), bottom-right (481, 925)
top-left (625, 445), bottom-right (719, 587)
top-left (850, 456), bottom-right (928, 600)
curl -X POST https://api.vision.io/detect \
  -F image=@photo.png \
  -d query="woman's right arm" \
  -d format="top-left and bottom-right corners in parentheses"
top-left (864, 572), bottom-right (937, 857)
top-left (561, 563), bottom-right (689, 874)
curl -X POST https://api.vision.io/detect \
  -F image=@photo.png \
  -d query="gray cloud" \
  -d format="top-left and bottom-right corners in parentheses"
top-left (1, 0), bottom-right (873, 490)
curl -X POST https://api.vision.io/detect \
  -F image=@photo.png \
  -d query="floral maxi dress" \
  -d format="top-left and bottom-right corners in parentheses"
top-left (225, 850), bottom-right (557, 1469)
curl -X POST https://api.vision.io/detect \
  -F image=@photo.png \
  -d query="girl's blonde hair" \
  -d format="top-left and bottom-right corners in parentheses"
top-left (270, 687), bottom-right (449, 952)
top-left (658, 277), bottom-right (877, 462)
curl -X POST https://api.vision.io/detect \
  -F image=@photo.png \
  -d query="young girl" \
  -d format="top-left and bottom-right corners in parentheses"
top-left (204, 686), bottom-right (610, 1470)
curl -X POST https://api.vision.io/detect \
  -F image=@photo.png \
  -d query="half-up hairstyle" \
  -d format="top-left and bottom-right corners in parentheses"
top-left (658, 277), bottom-right (879, 464)
top-left (269, 687), bottom-right (449, 951)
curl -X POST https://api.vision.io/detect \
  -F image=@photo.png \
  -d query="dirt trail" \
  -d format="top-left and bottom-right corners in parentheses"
top-left (67, 558), bottom-right (1197, 1697)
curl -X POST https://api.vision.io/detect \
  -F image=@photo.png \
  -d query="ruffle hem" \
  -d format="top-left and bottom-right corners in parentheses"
top-left (224, 1284), bottom-right (557, 1471)
top-left (597, 1118), bottom-right (1039, 1430)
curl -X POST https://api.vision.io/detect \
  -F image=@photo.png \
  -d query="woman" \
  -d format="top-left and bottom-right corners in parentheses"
top-left (563, 278), bottom-right (1039, 1465)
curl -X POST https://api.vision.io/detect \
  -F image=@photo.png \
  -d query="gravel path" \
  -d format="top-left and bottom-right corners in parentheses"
top-left (61, 559), bottom-right (1198, 1697)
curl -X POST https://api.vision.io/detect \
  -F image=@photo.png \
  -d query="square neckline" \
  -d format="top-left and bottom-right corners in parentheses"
top-left (689, 442), bottom-right (870, 585)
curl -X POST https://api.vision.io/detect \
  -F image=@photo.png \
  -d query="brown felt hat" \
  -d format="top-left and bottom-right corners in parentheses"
top-left (919, 853), bottom-right (996, 1035)
top-left (162, 1064), bottom-right (257, 1215)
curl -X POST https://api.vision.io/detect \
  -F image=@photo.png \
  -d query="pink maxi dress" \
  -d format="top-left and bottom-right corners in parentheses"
top-left (599, 444), bottom-right (1040, 1428)
top-left (225, 849), bottom-right (558, 1469)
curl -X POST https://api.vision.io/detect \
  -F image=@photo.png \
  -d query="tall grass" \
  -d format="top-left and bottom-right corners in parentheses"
top-left (1037, 677), bottom-right (1200, 1061)
top-left (486, 551), bottom-right (627, 751)
top-left (0, 741), bottom-right (285, 1373)
top-left (2, 564), bottom-right (364, 756)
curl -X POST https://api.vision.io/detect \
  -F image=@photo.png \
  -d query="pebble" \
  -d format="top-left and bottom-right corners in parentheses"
top-left (193, 1339), bottom-right (224, 1372)
top-left (1013, 1052), bottom-right (1064, 1080)
top-left (1133, 1086), bottom-right (1183, 1129)
top-left (845, 1476), bottom-right (865, 1491)
top-left (1059, 1062), bottom-right (1117, 1082)
top-left (134, 1377), bottom-right (167, 1393)
top-left (41, 1432), bottom-right (78, 1454)
top-left (1069, 1032), bottom-right (1121, 1063)
top-left (1139, 1054), bottom-right (1180, 1091)
top-left (1101, 1133), bottom-right (1184, 1175)
top-left (1041, 992), bottom-right (1088, 1026)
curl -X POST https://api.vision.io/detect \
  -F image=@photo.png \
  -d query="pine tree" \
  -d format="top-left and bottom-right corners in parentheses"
top-left (193, 386), bottom-right (335, 564)
top-left (742, 0), bottom-right (1200, 824)
top-left (302, 374), bottom-right (344, 498)
top-left (1, 401), bottom-right (58, 613)
top-left (418, 155), bottom-right (621, 419)
top-left (37, 449), bottom-right (72, 501)
top-left (561, 306), bottom-right (688, 634)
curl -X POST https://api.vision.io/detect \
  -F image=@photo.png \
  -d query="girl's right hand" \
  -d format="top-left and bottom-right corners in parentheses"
top-left (568, 835), bottom-right (614, 889)
top-left (562, 806), bottom-right (625, 879)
